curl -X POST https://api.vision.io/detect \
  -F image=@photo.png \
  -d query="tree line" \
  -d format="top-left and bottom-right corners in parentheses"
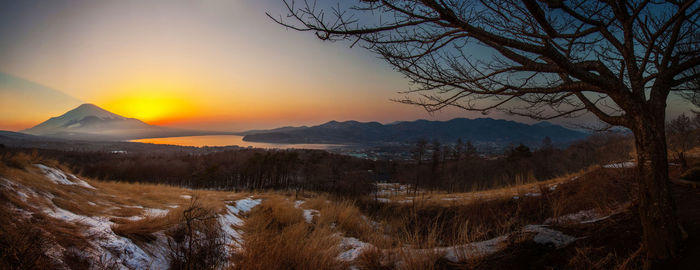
top-left (0, 129), bottom-right (666, 197)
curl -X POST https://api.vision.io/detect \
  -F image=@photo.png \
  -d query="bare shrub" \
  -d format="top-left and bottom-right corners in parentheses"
top-left (167, 197), bottom-right (226, 270)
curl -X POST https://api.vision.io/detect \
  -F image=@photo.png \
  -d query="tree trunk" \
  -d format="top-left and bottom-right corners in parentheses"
top-left (632, 114), bottom-right (683, 264)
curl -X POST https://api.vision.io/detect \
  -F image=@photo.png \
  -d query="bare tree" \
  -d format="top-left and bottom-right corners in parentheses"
top-left (411, 138), bottom-right (428, 196)
top-left (667, 114), bottom-right (697, 168)
top-left (271, 0), bottom-right (700, 262)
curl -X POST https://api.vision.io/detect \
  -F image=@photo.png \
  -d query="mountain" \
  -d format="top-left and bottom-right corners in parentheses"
top-left (237, 125), bottom-right (309, 136)
top-left (242, 118), bottom-right (589, 147)
top-left (21, 104), bottom-right (223, 140)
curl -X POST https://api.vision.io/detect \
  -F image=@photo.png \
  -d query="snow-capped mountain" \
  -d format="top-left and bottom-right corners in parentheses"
top-left (21, 104), bottom-right (216, 140)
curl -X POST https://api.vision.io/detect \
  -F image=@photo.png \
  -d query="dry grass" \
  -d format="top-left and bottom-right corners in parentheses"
top-left (0, 153), bottom-right (247, 268)
top-left (231, 197), bottom-right (345, 270)
top-left (0, 151), bottom-right (643, 269)
top-left (373, 167), bottom-right (597, 207)
top-left (111, 213), bottom-right (177, 244)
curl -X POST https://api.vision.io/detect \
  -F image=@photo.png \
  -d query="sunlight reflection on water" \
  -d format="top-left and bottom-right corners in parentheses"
top-left (130, 135), bottom-right (341, 150)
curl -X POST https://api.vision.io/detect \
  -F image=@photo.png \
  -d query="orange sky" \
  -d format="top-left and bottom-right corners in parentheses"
top-left (0, 0), bottom-right (487, 131)
top-left (0, 0), bottom-right (694, 132)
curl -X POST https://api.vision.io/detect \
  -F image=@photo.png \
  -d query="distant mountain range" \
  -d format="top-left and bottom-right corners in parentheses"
top-left (16, 103), bottom-right (589, 147)
top-left (21, 104), bottom-right (229, 140)
top-left (242, 118), bottom-right (589, 147)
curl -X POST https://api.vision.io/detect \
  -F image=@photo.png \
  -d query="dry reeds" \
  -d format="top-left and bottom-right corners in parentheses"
top-left (231, 197), bottom-right (345, 270)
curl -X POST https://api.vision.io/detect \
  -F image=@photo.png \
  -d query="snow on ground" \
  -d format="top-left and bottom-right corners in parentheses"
top-left (376, 198), bottom-right (391, 203)
top-left (35, 164), bottom-right (95, 189)
top-left (544, 209), bottom-right (611, 225)
top-left (375, 183), bottom-right (411, 196)
top-left (44, 206), bottom-right (168, 269)
top-left (292, 199), bottom-right (321, 223)
top-left (303, 209), bottom-right (319, 223)
top-left (375, 197), bottom-right (414, 203)
top-left (335, 223), bottom-right (576, 265)
top-left (144, 208), bottom-right (169, 217)
top-left (16, 191), bottom-right (28, 201)
top-left (228, 197), bottom-right (262, 215)
top-left (602, 161), bottom-right (636, 169)
top-left (441, 235), bottom-right (509, 262)
top-left (220, 197), bottom-right (262, 250)
top-left (523, 225), bottom-right (577, 248)
top-left (180, 195), bottom-right (192, 200)
top-left (337, 237), bottom-right (371, 261)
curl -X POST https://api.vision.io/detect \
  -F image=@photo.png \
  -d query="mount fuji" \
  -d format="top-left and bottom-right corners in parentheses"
top-left (21, 104), bottom-right (221, 140)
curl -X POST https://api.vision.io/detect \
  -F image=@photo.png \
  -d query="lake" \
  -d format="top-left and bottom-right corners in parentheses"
top-left (130, 135), bottom-right (342, 150)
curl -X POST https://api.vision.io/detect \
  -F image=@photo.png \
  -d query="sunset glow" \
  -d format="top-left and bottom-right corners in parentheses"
top-left (0, 0), bottom-right (693, 132)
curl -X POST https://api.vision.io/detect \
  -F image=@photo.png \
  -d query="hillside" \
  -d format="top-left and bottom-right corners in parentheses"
top-left (4, 152), bottom-right (698, 269)
top-left (242, 118), bottom-right (588, 147)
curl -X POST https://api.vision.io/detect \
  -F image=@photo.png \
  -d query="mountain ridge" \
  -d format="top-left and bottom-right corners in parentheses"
top-left (242, 118), bottom-right (589, 147)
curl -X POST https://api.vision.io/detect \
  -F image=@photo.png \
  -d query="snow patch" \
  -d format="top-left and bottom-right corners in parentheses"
top-left (303, 209), bottom-right (319, 223)
top-left (523, 225), bottom-right (577, 248)
top-left (44, 206), bottom-right (167, 269)
top-left (545, 209), bottom-right (608, 224)
top-left (219, 197), bottom-right (262, 250)
top-left (441, 235), bottom-right (509, 262)
top-left (229, 197), bottom-right (262, 215)
top-left (144, 208), bottom-right (169, 217)
top-left (16, 191), bottom-right (28, 201)
top-left (180, 195), bottom-right (192, 200)
top-left (337, 237), bottom-right (371, 261)
top-left (602, 161), bottom-right (635, 169)
top-left (34, 164), bottom-right (95, 189)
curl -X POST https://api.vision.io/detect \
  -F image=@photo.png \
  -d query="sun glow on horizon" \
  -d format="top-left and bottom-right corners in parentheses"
top-left (100, 90), bottom-right (200, 124)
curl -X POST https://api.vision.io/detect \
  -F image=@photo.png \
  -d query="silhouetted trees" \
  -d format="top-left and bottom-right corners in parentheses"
top-left (667, 113), bottom-right (700, 168)
top-left (6, 148), bottom-right (377, 197)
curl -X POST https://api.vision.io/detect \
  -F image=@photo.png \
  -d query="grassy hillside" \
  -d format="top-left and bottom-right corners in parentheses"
top-left (6, 150), bottom-right (698, 269)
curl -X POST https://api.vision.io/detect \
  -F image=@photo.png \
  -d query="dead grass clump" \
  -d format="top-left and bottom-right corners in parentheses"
top-left (564, 245), bottom-right (644, 270)
top-left (0, 203), bottom-right (59, 270)
top-left (396, 249), bottom-right (449, 270)
top-left (52, 197), bottom-right (103, 217)
top-left (111, 214), bottom-right (176, 244)
top-left (231, 198), bottom-right (344, 270)
top-left (544, 168), bottom-right (635, 222)
top-left (356, 247), bottom-right (396, 270)
top-left (317, 200), bottom-right (373, 238)
top-left (108, 206), bottom-right (145, 218)
top-left (0, 151), bottom-right (35, 170)
top-left (32, 212), bottom-right (93, 252)
top-left (359, 197), bottom-right (538, 249)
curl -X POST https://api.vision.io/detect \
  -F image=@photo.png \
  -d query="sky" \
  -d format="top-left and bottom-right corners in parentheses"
top-left (0, 0), bottom-right (694, 132)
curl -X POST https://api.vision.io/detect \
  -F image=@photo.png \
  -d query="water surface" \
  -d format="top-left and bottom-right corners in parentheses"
top-left (131, 135), bottom-right (341, 150)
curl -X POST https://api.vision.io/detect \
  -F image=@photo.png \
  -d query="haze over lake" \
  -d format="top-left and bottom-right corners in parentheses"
top-left (131, 135), bottom-right (342, 149)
